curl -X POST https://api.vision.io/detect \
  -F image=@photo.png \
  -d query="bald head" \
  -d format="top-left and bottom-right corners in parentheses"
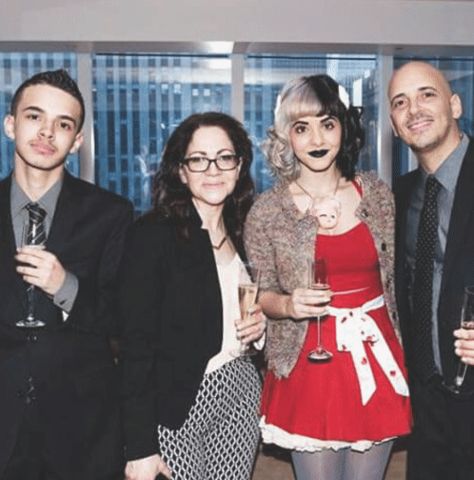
top-left (388, 61), bottom-right (462, 171)
top-left (388, 61), bottom-right (453, 104)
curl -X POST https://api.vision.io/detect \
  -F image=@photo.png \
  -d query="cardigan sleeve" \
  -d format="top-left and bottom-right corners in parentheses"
top-left (244, 193), bottom-right (280, 293)
top-left (117, 217), bottom-right (167, 460)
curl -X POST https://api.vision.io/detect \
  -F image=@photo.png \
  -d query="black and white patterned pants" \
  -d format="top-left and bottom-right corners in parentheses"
top-left (157, 357), bottom-right (261, 480)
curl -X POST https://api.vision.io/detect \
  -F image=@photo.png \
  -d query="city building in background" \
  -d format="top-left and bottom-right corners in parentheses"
top-left (0, 52), bottom-right (473, 214)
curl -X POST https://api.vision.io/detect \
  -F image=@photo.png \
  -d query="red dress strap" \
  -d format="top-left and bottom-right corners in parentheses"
top-left (352, 178), bottom-right (363, 198)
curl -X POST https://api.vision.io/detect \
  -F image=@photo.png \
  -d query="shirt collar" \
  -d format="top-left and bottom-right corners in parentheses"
top-left (11, 175), bottom-right (63, 219)
top-left (419, 133), bottom-right (469, 192)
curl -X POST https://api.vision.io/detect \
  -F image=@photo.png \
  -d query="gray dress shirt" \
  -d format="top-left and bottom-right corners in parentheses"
top-left (11, 176), bottom-right (78, 313)
top-left (406, 133), bottom-right (469, 373)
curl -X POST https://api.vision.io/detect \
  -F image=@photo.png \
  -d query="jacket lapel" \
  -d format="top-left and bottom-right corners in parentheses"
top-left (394, 170), bottom-right (418, 283)
top-left (45, 172), bottom-right (78, 253)
top-left (441, 140), bottom-right (474, 294)
top-left (394, 169), bottom-right (418, 335)
top-left (0, 176), bottom-right (29, 309)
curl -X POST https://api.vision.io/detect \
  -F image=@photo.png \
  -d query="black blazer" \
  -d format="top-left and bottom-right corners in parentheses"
top-left (118, 207), bottom-right (246, 461)
top-left (394, 138), bottom-right (474, 391)
top-left (0, 172), bottom-right (133, 479)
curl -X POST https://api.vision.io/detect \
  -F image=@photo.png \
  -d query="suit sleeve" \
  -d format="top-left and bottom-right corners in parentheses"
top-left (69, 198), bottom-right (133, 334)
top-left (117, 218), bottom-right (166, 460)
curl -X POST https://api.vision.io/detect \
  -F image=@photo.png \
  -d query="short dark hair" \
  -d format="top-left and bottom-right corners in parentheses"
top-left (153, 112), bottom-right (255, 251)
top-left (264, 74), bottom-right (364, 181)
top-left (10, 69), bottom-right (85, 131)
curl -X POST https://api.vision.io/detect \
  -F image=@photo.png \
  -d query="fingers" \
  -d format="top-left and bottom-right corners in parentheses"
top-left (236, 305), bottom-right (267, 344)
top-left (454, 332), bottom-right (474, 365)
top-left (454, 328), bottom-right (474, 365)
top-left (287, 288), bottom-right (332, 320)
top-left (15, 248), bottom-right (66, 295)
top-left (158, 458), bottom-right (173, 479)
top-left (124, 455), bottom-right (172, 480)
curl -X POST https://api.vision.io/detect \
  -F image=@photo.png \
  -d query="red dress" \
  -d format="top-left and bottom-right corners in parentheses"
top-left (260, 215), bottom-right (412, 451)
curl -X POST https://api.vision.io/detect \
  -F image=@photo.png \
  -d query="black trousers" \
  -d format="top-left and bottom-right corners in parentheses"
top-left (3, 403), bottom-right (122, 480)
top-left (407, 375), bottom-right (474, 480)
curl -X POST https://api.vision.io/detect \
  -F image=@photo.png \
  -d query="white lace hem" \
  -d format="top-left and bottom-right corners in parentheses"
top-left (260, 416), bottom-right (394, 453)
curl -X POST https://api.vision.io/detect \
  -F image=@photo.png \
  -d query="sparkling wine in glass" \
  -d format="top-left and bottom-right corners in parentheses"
top-left (307, 258), bottom-right (332, 362)
top-left (16, 219), bottom-right (46, 328)
top-left (235, 261), bottom-right (260, 356)
top-left (452, 286), bottom-right (474, 391)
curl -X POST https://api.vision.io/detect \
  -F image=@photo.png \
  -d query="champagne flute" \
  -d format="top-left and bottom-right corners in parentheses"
top-left (452, 285), bottom-right (474, 391)
top-left (16, 219), bottom-right (46, 328)
top-left (307, 258), bottom-right (332, 362)
top-left (234, 261), bottom-right (260, 356)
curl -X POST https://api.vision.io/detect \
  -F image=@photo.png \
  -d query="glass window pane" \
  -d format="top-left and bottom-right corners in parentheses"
top-left (0, 52), bottom-right (79, 180)
top-left (392, 56), bottom-right (474, 178)
top-left (93, 54), bottom-right (231, 215)
top-left (244, 54), bottom-right (378, 192)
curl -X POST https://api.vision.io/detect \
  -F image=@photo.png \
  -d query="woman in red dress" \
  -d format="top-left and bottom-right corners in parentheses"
top-left (244, 75), bottom-right (411, 480)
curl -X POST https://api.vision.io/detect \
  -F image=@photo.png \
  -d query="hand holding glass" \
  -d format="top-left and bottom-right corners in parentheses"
top-left (453, 286), bottom-right (474, 391)
top-left (234, 261), bottom-right (260, 356)
top-left (16, 220), bottom-right (46, 328)
top-left (307, 258), bottom-right (332, 362)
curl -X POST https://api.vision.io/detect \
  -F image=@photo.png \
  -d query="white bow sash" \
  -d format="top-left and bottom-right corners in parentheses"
top-left (328, 295), bottom-right (409, 405)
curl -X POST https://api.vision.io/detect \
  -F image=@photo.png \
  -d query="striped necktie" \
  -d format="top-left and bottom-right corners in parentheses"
top-left (25, 203), bottom-right (47, 246)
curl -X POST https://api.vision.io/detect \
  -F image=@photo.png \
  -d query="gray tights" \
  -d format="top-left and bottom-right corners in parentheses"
top-left (291, 441), bottom-right (393, 480)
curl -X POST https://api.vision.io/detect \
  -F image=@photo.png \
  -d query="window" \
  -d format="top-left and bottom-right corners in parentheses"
top-left (93, 54), bottom-right (231, 214)
top-left (0, 52), bottom-right (78, 180)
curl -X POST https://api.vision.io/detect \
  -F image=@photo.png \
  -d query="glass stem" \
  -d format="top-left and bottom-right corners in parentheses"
top-left (26, 285), bottom-right (35, 322)
top-left (455, 361), bottom-right (468, 388)
top-left (316, 315), bottom-right (322, 351)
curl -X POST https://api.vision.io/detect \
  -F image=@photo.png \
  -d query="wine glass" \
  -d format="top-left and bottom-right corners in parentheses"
top-left (16, 219), bottom-right (46, 328)
top-left (452, 285), bottom-right (474, 391)
top-left (234, 261), bottom-right (260, 356)
top-left (307, 258), bottom-right (332, 362)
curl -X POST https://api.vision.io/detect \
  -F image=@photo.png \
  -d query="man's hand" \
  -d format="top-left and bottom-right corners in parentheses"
top-left (125, 454), bottom-right (172, 480)
top-left (454, 328), bottom-right (474, 365)
top-left (15, 246), bottom-right (66, 296)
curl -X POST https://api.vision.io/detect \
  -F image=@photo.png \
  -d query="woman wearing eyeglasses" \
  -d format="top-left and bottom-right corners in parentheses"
top-left (118, 112), bottom-right (265, 480)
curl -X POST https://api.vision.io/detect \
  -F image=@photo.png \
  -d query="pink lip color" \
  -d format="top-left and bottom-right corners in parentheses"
top-left (31, 142), bottom-right (55, 155)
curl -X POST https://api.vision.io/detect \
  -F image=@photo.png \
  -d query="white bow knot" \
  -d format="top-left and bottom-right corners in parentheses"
top-left (328, 295), bottom-right (409, 405)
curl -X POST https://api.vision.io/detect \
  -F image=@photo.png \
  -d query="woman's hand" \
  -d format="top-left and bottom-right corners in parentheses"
top-left (236, 304), bottom-right (267, 345)
top-left (284, 288), bottom-right (332, 320)
top-left (125, 454), bottom-right (172, 480)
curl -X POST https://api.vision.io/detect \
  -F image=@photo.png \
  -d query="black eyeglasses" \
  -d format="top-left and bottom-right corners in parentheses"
top-left (181, 154), bottom-right (241, 172)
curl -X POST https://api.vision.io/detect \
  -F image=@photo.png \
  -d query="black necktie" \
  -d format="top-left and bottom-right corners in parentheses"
top-left (412, 175), bottom-right (441, 380)
top-left (26, 203), bottom-right (47, 246)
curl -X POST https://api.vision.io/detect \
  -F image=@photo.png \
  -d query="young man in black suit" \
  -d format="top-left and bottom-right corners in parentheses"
top-left (0, 70), bottom-right (133, 479)
top-left (390, 61), bottom-right (474, 480)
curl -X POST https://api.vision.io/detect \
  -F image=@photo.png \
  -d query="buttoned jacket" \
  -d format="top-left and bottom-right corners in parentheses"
top-left (394, 138), bottom-right (474, 390)
top-left (0, 172), bottom-right (133, 479)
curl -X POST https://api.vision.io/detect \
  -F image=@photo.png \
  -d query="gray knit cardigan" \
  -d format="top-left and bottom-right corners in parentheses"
top-left (244, 171), bottom-right (400, 378)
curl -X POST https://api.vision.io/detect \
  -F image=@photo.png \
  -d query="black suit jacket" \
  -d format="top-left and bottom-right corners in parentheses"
top-left (0, 172), bottom-right (133, 479)
top-left (394, 139), bottom-right (474, 391)
top-left (118, 208), bottom-right (246, 461)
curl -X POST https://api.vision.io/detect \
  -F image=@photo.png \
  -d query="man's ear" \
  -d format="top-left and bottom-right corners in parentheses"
top-left (450, 93), bottom-right (463, 120)
top-left (69, 131), bottom-right (84, 154)
top-left (3, 115), bottom-right (16, 140)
